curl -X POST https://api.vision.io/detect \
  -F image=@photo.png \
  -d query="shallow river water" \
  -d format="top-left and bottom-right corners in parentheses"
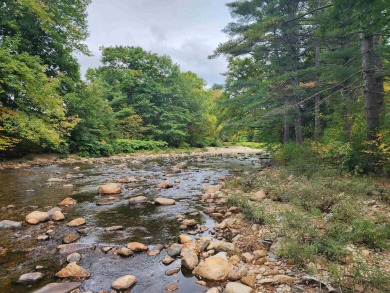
top-left (0, 152), bottom-right (265, 293)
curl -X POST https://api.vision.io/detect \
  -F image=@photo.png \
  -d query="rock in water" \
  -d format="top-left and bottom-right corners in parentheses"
top-left (0, 220), bottom-right (21, 229)
top-left (225, 282), bottom-right (253, 293)
top-left (155, 198), bottom-right (176, 205)
top-left (51, 211), bottom-right (65, 221)
top-left (32, 282), bottom-right (81, 293)
top-left (66, 218), bottom-right (86, 227)
top-left (117, 247), bottom-right (134, 257)
top-left (167, 243), bottom-right (182, 257)
top-left (58, 197), bottom-right (76, 206)
top-left (98, 183), bottom-right (122, 195)
top-left (156, 181), bottom-right (173, 189)
top-left (111, 275), bottom-right (137, 290)
top-left (193, 255), bottom-right (233, 281)
top-left (18, 272), bottom-right (44, 283)
top-left (127, 242), bottom-right (148, 252)
top-left (181, 251), bottom-right (199, 270)
top-left (66, 253), bottom-right (81, 263)
top-left (55, 262), bottom-right (90, 279)
top-left (25, 211), bottom-right (49, 225)
top-left (129, 196), bottom-right (148, 204)
top-left (63, 233), bottom-right (80, 244)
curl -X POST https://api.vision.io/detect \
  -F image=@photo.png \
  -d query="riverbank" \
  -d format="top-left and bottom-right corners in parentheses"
top-left (0, 146), bottom-right (263, 170)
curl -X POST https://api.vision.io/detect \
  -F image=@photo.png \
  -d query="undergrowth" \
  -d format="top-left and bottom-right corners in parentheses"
top-left (227, 161), bottom-right (390, 292)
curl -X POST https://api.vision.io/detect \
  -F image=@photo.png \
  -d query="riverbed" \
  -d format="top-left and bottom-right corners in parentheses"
top-left (0, 148), bottom-right (267, 292)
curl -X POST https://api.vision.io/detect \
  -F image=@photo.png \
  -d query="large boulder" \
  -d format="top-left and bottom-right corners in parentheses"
top-left (98, 183), bottom-right (122, 195)
top-left (25, 211), bottom-right (49, 225)
top-left (55, 262), bottom-right (90, 279)
top-left (155, 198), bottom-right (176, 205)
top-left (111, 275), bottom-right (137, 290)
top-left (0, 220), bottom-right (21, 229)
top-left (193, 254), bottom-right (233, 281)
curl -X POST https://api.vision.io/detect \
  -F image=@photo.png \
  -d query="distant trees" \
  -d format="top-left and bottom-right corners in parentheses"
top-left (88, 46), bottom-right (216, 148)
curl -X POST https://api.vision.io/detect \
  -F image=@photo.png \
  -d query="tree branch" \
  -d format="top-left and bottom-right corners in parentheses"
top-left (283, 4), bottom-right (334, 24)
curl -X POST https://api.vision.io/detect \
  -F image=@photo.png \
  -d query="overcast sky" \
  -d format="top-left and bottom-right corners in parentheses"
top-left (77, 0), bottom-right (233, 85)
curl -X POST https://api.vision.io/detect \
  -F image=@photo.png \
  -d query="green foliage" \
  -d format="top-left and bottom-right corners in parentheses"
top-left (227, 194), bottom-right (265, 224)
top-left (67, 82), bottom-right (118, 157)
top-left (274, 143), bottom-right (322, 176)
top-left (87, 46), bottom-right (215, 148)
top-left (113, 139), bottom-right (168, 154)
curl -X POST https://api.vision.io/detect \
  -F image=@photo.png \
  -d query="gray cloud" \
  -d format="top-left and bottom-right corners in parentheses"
top-left (78, 0), bottom-right (232, 85)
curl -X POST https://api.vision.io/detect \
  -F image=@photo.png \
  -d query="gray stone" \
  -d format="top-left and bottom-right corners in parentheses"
top-left (18, 272), bottom-right (44, 283)
top-left (0, 220), bottom-right (21, 230)
top-left (57, 243), bottom-right (93, 255)
top-left (66, 252), bottom-right (81, 263)
top-left (32, 282), bottom-right (81, 293)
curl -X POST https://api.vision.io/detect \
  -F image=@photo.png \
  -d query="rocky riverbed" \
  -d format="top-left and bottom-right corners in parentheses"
top-left (0, 147), bottom-right (346, 293)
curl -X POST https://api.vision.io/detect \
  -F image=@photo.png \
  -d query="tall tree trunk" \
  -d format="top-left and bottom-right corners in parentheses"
top-left (361, 34), bottom-right (381, 140)
top-left (314, 43), bottom-right (321, 141)
top-left (283, 97), bottom-right (290, 143)
top-left (373, 34), bottom-right (385, 122)
top-left (294, 97), bottom-right (303, 144)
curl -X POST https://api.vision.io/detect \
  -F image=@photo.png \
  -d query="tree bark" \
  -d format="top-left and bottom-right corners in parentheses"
top-left (294, 98), bottom-right (303, 144)
top-left (314, 43), bottom-right (321, 141)
top-left (361, 34), bottom-right (381, 140)
top-left (373, 34), bottom-right (385, 122)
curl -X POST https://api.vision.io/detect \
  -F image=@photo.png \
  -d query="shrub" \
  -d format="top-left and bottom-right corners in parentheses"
top-left (227, 194), bottom-right (266, 224)
top-left (113, 139), bottom-right (168, 153)
top-left (78, 141), bottom-right (114, 157)
top-left (274, 142), bottom-right (321, 176)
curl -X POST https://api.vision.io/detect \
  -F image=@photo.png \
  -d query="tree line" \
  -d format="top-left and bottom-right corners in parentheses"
top-left (0, 0), bottom-right (220, 157)
top-left (212, 0), bottom-right (389, 174)
top-left (0, 0), bottom-right (388, 174)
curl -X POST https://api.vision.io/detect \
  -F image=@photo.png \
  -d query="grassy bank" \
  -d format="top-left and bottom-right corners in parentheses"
top-left (225, 153), bottom-right (390, 292)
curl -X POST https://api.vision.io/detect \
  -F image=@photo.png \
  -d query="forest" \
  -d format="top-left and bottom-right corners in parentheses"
top-left (0, 0), bottom-right (388, 175)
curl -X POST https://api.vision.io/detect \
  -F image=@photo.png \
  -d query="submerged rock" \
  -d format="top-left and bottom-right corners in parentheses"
top-left (32, 282), bottom-right (81, 293)
top-left (63, 233), bottom-right (80, 244)
top-left (0, 220), bottom-right (21, 229)
top-left (66, 252), bottom-right (81, 263)
top-left (57, 243), bottom-right (93, 255)
top-left (167, 243), bottom-right (182, 257)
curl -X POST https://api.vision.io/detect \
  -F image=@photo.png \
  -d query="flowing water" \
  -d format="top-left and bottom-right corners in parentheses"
top-left (0, 152), bottom-right (266, 293)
